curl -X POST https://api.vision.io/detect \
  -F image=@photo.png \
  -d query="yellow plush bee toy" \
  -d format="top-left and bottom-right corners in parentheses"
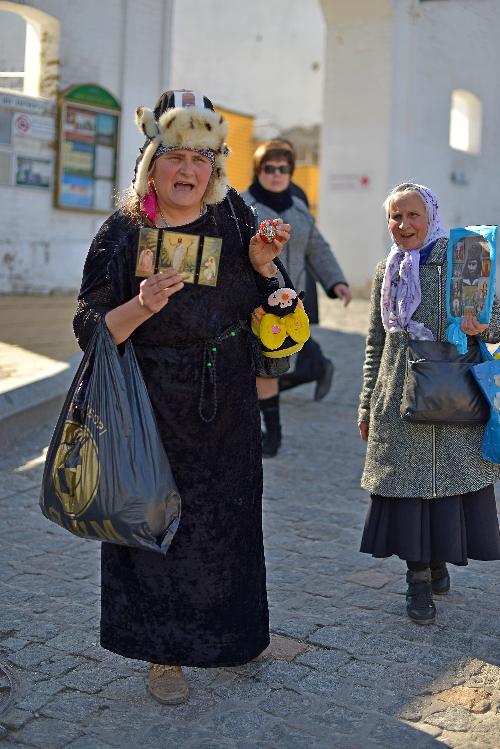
top-left (252, 286), bottom-right (310, 358)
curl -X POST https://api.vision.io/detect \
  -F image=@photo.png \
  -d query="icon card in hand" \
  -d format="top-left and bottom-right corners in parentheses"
top-left (198, 237), bottom-right (222, 287)
top-left (450, 233), bottom-right (492, 317)
top-left (159, 232), bottom-right (200, 284)
top-left (135, 227), bottom-right (159, 277)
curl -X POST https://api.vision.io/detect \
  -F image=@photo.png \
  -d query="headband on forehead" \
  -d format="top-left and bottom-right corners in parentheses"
top-left (153, 144), bottom-right (216, 170)
top-left (132, 89), bottom-right (230, 205)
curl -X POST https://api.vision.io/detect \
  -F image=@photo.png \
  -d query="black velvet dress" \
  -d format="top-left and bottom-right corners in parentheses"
top-left (73, 190), bottom-right (275, 666)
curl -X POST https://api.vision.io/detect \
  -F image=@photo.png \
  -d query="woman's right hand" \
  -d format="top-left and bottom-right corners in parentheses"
top-left (358, 421), bottom-right (369, 441)
top-left (138, 270), bottom-right (184, 314)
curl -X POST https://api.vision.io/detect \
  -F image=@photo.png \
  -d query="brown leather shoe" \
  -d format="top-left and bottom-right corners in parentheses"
top-left (147, 664), bottom-right (189, 705)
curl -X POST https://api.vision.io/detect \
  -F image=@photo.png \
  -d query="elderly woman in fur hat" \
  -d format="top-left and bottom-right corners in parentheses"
top-left (73, 90), bottom-right (290, 704)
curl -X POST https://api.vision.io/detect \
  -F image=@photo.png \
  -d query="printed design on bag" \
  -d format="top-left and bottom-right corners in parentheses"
top-left (52, 420), bottom-right (100, 517)
top-left (450, 235), bottom-right (492, 317)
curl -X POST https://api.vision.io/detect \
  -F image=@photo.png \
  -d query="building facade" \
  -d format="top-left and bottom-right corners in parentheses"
top-left (0, 0), bottom-right (173, 293)
top-left (319, 0), bottom-right (500, 292)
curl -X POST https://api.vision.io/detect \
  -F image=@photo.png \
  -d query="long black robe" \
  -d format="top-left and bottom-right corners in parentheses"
top-left (73, 190), bottom-right (275, 666)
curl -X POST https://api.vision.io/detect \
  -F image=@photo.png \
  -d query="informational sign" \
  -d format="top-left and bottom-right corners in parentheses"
top-left (13, 112), bottom-right (55, 140)
top-left (328, 173), bottom-right (370, 190)
top-left (0, 92), bottom-right (55, 188)
top-left (55, 84), bottom-right (121, 213)
top-left (16, 156), bottom-right (52, 188)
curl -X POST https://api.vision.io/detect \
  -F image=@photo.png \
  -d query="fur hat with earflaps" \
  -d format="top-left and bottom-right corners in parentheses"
top-left (133, 90), bottom-right (230, 206)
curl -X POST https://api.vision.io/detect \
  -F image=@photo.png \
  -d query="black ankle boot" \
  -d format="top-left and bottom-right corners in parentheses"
top-left (406, 569), bottom-right (436, 625)
top-left (259, 395), bottom-right (282, 458)
top-left (430, 563), bottom-right (450, 596)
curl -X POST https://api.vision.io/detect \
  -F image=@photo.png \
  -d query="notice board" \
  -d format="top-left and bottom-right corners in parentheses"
top-left (56, 84), bottom-right (120, 212)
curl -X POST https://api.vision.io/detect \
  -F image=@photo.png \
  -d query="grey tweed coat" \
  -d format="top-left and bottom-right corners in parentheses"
top-left (359, 237), bottom-right (500, 499)
top-left (241, 191), bottom-right (347, 295)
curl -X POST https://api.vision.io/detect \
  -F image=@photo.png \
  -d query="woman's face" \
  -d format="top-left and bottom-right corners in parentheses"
top-left (258, 159), bottom-right (292, 193)
top-left (388, 192), bottom-right (428, 250)
top-left (151, 149), bottom-right (212, 211)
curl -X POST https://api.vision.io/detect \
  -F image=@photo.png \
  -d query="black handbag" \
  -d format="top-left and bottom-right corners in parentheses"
top-left (401, 338), bottom-right (489, 424)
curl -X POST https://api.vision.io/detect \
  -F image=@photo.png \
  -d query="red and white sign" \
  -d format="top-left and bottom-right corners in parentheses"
top-left (329, 173), bottom-right (371, 190)
top-left (13, 112), bottom-right (55, 140)
top-left (14, 113), bottom-right (31, 135)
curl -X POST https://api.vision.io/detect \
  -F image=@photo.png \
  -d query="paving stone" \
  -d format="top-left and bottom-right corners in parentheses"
top-left (270, 615), bottom-right (319, 640)
top-left (258, 687), bottom-right (327, 718)
top-left (2, 309), bottom-right (500, 748)
top-left (58, 664), bottom-right (117, 694)
top-left (40, 690), bottom-right (106, 723)
top-left (345, 569), bottom-right (393, 589)
top-left (262, 721), bottom-right (335, 749)
top-left (254, 659), bottom-right (311, 686)
top-left (0, 637), bottom-right (30, 652)
top-left (210, 676), bottom-right (272, 704)
top-left (295, 647), bottom-right (351, 673)
top-left (15, 678), bottom-right (65, 712)
top-left (396, 696), bottom-right (433, 722)
top-left (45, 628), bottom-right (98, 655)
top-left (1, 707), bottom-right (34, 730)
top-left (434, 685), bottom-right (493, 713)
top-left (424, 705), bottom-right (471, 732)
top-left (368, 717), bottom-right (444, 747)
top-left (98, 675), bottom-right (147, 701)
top-left (198, 706), bottom-right (278, 741)
top-left (36, 654), bottom-right (82, 677)
top-left (258, 633), bottom-right (309, 661)
top-left (64, 737), bottom-right (116, 749)
top-left (6, 643), bottom-right (58, 668)
top-left (307, 625), bottom-right (369, 653)
top-left (13, 716), bottom-right (83, 749)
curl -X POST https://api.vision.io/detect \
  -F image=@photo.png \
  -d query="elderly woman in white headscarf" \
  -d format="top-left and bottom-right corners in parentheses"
top-left (358, 182), bottom-right (500, 625)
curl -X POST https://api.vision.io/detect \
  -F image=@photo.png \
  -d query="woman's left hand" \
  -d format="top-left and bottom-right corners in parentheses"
top-left (461, 314), bottom-right (488, 336)
top-left (249, 219), bottom-right (291, 277)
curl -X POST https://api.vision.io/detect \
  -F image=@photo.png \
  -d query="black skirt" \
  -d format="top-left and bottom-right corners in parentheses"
top-left (360, 485), bottom-right (500, 565)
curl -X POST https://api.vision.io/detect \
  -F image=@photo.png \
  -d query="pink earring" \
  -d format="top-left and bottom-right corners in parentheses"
top-left (141, 182), bottom-right (158, 223)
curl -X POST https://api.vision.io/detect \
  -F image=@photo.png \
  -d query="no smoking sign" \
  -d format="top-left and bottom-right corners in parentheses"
top-left (14, 113), bottom-right (32, 135)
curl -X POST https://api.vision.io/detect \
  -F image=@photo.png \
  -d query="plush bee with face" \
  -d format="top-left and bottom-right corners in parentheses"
top-left (251, 287), bottom-right (310, 358)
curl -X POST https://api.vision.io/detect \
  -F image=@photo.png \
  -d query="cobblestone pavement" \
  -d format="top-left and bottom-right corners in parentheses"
top-left (1, 297), bottom-right (500, 748)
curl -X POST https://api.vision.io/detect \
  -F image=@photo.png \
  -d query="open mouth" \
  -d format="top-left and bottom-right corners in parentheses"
top-left (174, 181), bottom-right (195, 192)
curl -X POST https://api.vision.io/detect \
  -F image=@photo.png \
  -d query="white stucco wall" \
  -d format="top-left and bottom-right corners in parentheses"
top-left (169, 0), bottom-right (325, 135)
top-left (319, 0), bottom-right (393, 293)
top-left (0, 0), bottom-right (173, 293)
top-left (319, 0), bottom-right (500, 292)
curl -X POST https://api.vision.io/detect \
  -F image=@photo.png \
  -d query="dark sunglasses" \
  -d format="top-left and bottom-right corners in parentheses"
top-left (262, 164), bottom-right (291, 175)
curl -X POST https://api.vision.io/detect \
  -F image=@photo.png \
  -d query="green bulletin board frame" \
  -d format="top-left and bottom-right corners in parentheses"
top-left (55, 84), bottom-right (121, 213)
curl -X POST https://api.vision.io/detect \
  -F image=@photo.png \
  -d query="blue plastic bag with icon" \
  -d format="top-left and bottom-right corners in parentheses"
top-left (445, 225), bottom-right (497, 355)
top-left (471, 341), bottom-right (500, 464)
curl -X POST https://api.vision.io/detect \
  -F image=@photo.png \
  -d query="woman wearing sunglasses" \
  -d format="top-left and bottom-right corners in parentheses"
top-left (242, 139), bottom-right (351, 457)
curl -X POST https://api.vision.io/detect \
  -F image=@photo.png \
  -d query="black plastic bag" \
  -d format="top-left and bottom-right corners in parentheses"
top-left (40, 320), bottom-right (181, 554)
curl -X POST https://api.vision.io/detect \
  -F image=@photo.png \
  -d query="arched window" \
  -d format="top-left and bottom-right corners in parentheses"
top-left (0, 2), bottom-right (59, 98)
top-left (449, 89), bottom-right (482, 155)
top-left (0, 10), bottom-right (26, 91)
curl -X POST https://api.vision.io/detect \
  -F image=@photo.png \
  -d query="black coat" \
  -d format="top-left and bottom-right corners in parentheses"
top-left (73, 190), bottom-right (275, 666)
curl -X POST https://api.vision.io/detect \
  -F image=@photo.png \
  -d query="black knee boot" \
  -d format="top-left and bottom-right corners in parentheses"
top-left (406, 563), bottom-right (436, 625)
top-left (430, 561), bottom-right (450, 595)
top-left (259, 394), bottom-right (282, 458)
